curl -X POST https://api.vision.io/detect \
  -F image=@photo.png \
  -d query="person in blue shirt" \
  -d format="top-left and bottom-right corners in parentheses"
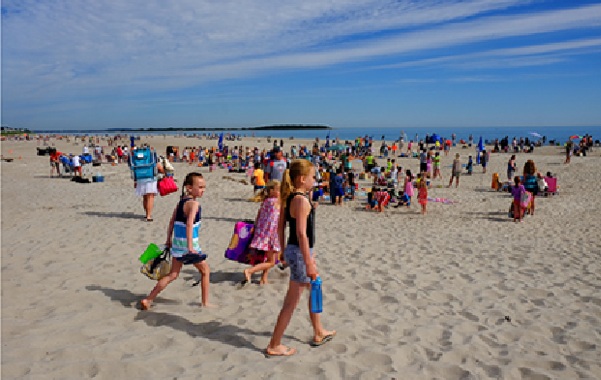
top-left (523, 160), bottom-right (540, 215)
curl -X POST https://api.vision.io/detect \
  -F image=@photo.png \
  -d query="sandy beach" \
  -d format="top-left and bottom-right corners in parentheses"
top-left (1, 134), bottom-right (600, 379)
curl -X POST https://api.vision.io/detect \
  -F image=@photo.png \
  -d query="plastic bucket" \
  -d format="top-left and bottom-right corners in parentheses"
top-left (139, 243), bottom-right (162, 263)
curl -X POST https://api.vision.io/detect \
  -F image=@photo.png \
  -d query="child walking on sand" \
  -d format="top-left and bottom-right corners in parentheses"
top-left (140, 172), bottom-right (213, 310)
top-left (432, 152), bottom-right (442, 179)
top-left (266, 160), bottom-right (335, 357)
top-left (511, 176), bottom-right (526, 223)
top-left (417, 174), bottom-right (428, 215)
top-left (242, 180), bottom-right (281, 286)
top-left (403, 169), bottom-right (414, 204)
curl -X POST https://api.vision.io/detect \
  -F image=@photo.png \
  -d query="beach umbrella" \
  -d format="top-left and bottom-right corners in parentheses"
top-left (529, 132), bottom-right (542, 138)
top-left (569, 135), bottom-right (582, 140)
top-left (218, 132), bottom-right (224, 151)
top-left (476, 136), bottom-right (483, 164)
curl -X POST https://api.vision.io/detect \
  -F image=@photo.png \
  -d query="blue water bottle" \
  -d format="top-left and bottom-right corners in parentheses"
top-left (310, 276), bottom-right (323, 313)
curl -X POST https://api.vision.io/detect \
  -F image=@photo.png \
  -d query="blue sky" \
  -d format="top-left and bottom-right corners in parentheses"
top-left (2, 0), bottom-right (601, 131)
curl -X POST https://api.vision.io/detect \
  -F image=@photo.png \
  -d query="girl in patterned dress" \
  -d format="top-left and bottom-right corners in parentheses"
top-left (242, 180), bottom-right (281, 285)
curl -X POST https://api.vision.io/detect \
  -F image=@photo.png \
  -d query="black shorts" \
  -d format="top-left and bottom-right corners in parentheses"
top-left (175, 253), bottom-right (207, 265)
top-left (420, 162), bottom-right (427, 172)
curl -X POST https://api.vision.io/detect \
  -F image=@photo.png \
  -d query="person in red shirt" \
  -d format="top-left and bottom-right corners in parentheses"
top-left (116, 146), bottom-right (124, 163)
top-left (49, 150), bottom-right (62, 177)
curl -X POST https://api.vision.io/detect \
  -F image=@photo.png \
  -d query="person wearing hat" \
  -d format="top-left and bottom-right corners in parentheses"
top-left (265, 146), bottom-right (287, 182)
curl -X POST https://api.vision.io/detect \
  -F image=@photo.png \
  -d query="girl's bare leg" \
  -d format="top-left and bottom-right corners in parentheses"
top-left (267, 281), bottom-right (304, 353)
top-left (141, 260), bottom-right (183, 309)
top-left (244, 251), bottom-right (276, 284)
top-left (259, 251), bottom-right (277, 284)
top-left (308, 297), bottom-right (336, 343)
top-left (193, 261), bottom-right (213, 306)
top-left (143, 194), bottom-right (155, 220)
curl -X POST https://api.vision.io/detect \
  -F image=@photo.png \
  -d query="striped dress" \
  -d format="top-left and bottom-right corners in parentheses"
top-left (171, 198), bottom-right (202, 258)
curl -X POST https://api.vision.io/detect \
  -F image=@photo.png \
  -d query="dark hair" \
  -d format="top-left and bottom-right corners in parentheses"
top-left (181, 172), bottom-right (204, 198)
top-left (406, 169), bottom-right (412, 177)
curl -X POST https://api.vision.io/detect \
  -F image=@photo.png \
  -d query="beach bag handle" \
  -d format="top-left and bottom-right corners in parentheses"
top-left (140, 248), bottom-right (172, 280)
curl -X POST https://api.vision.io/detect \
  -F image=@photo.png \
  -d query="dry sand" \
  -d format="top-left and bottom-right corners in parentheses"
top-left (1, 134), bottom-right (600, 379)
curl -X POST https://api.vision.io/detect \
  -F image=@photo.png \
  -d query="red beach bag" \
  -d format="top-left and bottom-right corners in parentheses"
top-left (158, 176), bottom-right (178, 196)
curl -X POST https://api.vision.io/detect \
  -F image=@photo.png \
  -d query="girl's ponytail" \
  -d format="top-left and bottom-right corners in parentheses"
top-left (181, 172), bottom-right (203, 199)
top-left (280, 169), bottom-right (293, 209)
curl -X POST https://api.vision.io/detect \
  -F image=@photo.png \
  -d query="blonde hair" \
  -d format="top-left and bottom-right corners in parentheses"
top-left (250, 180), bottom-right (280, 202)
top-left (280, 159), bottom-right (313, 208)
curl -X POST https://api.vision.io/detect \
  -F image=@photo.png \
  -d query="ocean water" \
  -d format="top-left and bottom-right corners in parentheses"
top-left (39, 125), bottom-right (600, 145)
top-left (225, 126), bottom-right (600, 144)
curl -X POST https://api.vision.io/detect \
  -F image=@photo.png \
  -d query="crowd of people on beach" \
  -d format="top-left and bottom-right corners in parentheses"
top-left (4, 129), bottom-right (594, 358)
top-left (132, 131), bottom-right (578, 356)
top-left (41, 131), bottom-right (593, 220)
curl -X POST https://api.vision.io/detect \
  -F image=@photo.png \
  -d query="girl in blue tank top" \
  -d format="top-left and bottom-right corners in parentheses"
top-left (141, 172), bottom-right (213, 310)
top-left (265, 160), bottom-right (335, 357)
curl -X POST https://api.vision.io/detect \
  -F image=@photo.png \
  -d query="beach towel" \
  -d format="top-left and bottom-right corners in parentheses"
top-left (426, 197), bottom-right (456, 204)
top-left (520, 191), bottom-right (532, 209)
top-left (224, 221), bottom-right (276, 265)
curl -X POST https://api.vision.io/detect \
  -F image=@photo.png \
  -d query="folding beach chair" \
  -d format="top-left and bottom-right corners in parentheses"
top-left (541, 177), bottom-right (558, 196)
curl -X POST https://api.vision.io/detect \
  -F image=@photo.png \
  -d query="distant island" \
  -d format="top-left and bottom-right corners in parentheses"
top-left (26, 124), bottom-right (333, 134)
top-left (109, 124), bottom-right (333, 133)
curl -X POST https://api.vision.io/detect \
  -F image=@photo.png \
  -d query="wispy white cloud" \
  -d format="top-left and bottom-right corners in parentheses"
top-left (2, 1), bottom-right (600, 108)
top-left (376, 37), bottom-right (601, 71)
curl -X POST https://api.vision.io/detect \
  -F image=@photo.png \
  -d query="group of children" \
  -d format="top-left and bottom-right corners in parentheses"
top-left (49, 148), bottom-right (94, 178)
top-left (366, 169), bottom-right (429, 215)
top-left (140, 159), bottom-right (335, 358)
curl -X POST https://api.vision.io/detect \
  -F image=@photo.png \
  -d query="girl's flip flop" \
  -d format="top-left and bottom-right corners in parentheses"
top-left (310, 333), bottom-right (335, 347)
